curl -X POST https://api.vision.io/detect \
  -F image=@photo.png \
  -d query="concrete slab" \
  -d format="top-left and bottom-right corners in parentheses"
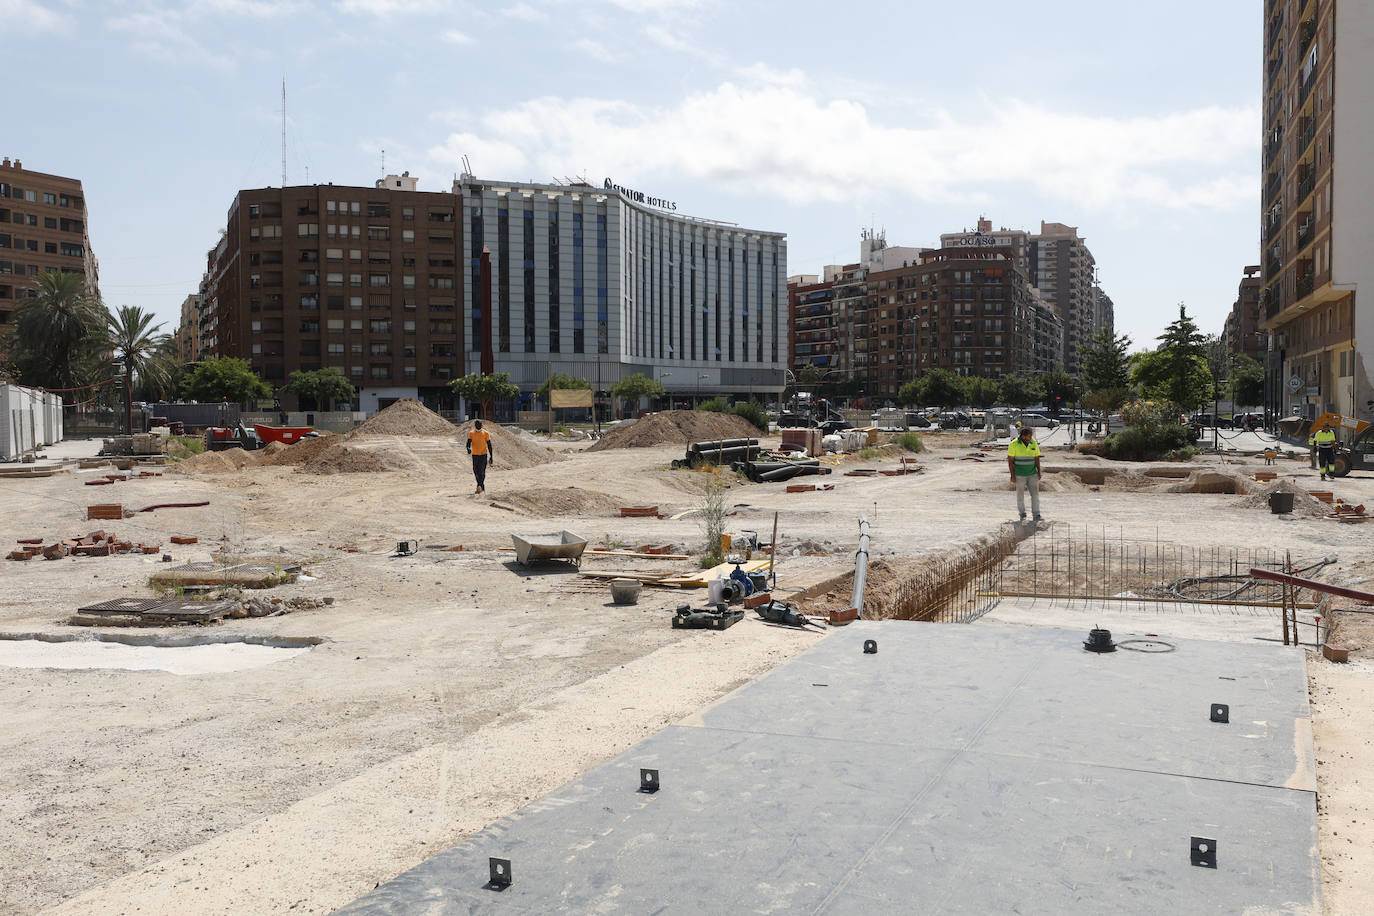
top-left (340, 622), bottom-right (1320, 914)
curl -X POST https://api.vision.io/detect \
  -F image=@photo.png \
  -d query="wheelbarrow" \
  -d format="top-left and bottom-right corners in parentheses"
top-left (511, 531), bottom-right (588, 568)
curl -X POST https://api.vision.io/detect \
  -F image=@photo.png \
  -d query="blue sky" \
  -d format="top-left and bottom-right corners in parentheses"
top-left (7, 0), bottom-right (1260, 353)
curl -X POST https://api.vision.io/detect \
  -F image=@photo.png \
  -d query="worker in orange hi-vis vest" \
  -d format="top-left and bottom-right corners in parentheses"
top-left (466, 420), bottom-right (495, 494)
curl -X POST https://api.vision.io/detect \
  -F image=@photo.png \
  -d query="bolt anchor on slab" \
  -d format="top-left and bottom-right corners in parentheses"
top-left (639, 768), bottom-right (660, 793)
top-left (486, 857), bottom-right (512, 889)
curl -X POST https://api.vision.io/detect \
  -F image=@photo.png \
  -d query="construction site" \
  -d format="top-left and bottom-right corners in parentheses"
top-left (2, 400), bottom-right (1373, 914)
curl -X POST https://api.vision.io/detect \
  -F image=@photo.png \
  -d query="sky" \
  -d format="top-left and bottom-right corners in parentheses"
top-left (6, 0), bottom-right (1261, 352)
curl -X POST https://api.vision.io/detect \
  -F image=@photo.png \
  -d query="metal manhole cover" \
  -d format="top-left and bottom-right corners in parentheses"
top-left (1117, 639), bottom-right (1176, 653)
top-left (78, 598), bottom-right (169, 613)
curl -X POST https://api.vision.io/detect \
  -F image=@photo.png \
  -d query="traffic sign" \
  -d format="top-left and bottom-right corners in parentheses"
top-left (1286, 375), bottom-right (1304, 393)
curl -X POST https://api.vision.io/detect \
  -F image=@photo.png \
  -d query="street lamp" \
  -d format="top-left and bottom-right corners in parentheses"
top-left (696, 373), bottom-right (709, 409)
top-left (659, 371), bottom-right (672, 410)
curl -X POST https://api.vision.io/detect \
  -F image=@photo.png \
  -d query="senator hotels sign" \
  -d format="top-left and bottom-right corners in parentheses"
top-left (948, 233), bottom-right (1004, 248)
top-left (604, 177), bottom-right (677, 211)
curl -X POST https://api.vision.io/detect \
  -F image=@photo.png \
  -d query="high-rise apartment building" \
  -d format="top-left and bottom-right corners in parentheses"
top-left (202, 173), bottom-right (463, 411)
top-left (175, 293), bottom-right (202, 363)
top-left (1029, 221), bottom-right (1096, 374)
top-left (1260, 0), bottom-right (1374, 418)
top-left (0, 158), bottom-right (99, 330)
top-left (1224, 265), bottom-right (1265, 361)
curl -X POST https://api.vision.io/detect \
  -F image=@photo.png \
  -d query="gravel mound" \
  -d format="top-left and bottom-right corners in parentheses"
top-left (588, 410), bottom-right (762, 451)
top-left (1238, 478), bottom-right (1330, 517)
top-left (491, 486), bottom-right (625, 516)
top-left (347, 398), bottom-right (458, 438)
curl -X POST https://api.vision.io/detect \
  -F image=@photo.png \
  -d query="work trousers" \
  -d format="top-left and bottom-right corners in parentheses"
top-left (1015, 473), bottom-right (1041, 520)
top-left (1318, 446), bottom-right (1335, 476)
top-left (471, 453), bottom-right (488, 489)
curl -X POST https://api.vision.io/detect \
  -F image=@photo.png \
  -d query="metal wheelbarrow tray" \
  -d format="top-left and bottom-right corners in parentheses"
top-left (511, 531), bottom-right (588, 567)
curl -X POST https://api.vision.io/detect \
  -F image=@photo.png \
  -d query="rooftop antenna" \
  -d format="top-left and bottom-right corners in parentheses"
top-left (281, 77), bottom-right (287, 186)
top-left (381, 148), bottom-right (386, 175)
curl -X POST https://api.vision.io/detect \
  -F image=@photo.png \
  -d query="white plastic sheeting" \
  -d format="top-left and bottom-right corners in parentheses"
top-left (0, 383), bottom-right (64, 460)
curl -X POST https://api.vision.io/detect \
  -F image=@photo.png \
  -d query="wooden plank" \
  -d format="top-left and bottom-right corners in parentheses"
top-left (660, 557), bottom-right (772, 589)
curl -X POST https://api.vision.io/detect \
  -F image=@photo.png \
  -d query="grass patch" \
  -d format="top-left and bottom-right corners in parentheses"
top-left (166, 435), bottom-right (205, 461)
top-left (858, 447), bottom-right (879, 460)
top-left (896, 432), bottom-right (924, 453)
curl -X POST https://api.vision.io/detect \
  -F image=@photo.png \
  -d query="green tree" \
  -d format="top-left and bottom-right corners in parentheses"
top-left (899, 369), bottom-right (966, 409)
top-left (611, 372), bottom-right (665, 417)
top-left (1153, 303), bottom-right (1211, 407)
top-left (106, 305), bottom-right (174, 406)
top-left (1039, 369), bottom-right (1081, 416)
top-left (449, 371), bottom-right (520, 419)
top-left (7, 270), bottom-right (108, 397)
top-left (1229, 355), bottom-right (1266, 408)
top-left (1079, 328), bottom-right (1133, 395)
top-left (998, 373), bottom-right (1043, 408)
top-left (965, 376), bottom-right (1001, 409)
top-left (283, 367), bottom-right (355, 410)
top-left (535, 372), bottom-right (591, 401)
top-left (1131, 350), bottom-right (1213, 412)
top-left (182, 357), bottom-right (272, 404)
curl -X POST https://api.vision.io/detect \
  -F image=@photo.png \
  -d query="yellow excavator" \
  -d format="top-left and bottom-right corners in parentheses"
top-left (1305, 413), bottom-right (1372, 477)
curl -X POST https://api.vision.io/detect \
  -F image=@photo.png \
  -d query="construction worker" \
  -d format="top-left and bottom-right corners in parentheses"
top-left (1007, 425), bottom-right (1043, 523)
top-left (466, 420), bottom-right (494, 494)
top-left (1310, 422), bottom-right (1337, 481)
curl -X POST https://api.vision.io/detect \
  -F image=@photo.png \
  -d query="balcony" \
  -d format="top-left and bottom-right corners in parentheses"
top-left (1265, 255), bottom-right (1282, 280)
top-left (1297, 218), bottom-right (1314, 251)
top-left (1295, 119), bottom-right (1315, 159)
top-left (1296, 170), bottom-right (1316, 204)
top-left (1299, 18), bottom-right (1316, 57)
top-left (1267, 9), bottom-right (1284, 53)
top-left (1299, 60), bottom-right (1318, 106)
top-left (1264, 173), bottom-right (1281, 204)
top-left (1296, 273), bottom-right (1314, 300)
top-left (1266, 54), bottom-right (1285, 93)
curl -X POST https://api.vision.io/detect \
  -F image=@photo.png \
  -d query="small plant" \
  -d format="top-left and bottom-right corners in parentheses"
top-left (166, 435), bottom-right (206, 461)
top-left (599, 532), bottom-right (626, 549)
top-left (730, 400), bottom-right (769, 433)
top-left (553, 424), bottom-right (570, 435)
top-left (696, 397), bottom-right (730, 413)
top-left (859, 447), bottom-right (878, 460)
top-left (698, 481), bottom-right (727, 568)
top-left (896, 432), bottom-right (924, 453)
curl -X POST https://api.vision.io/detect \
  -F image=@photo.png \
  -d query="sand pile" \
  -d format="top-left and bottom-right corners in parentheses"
top-left (347, 398), bottom-right (459, 438)
top-left (451, 420), bottom-right (558, 469)
top-left (298, 445), bottom-right (388, 475)
top-left (1165, 470), bottom-right (1252, 495)
top-left (1238, 478), bottom-right (1330, 517)
top-left (491, 486), bottom-right (625, 517)
top-left (588, 410), bottom-right (762, 451)
top-left (257, 434), bottom-right (336, 467)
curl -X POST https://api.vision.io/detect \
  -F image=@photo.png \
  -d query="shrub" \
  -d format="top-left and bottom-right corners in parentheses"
top-left (698, 481), bottom-right (726, 568)
top-left (896, 432), bottom-right (924, 453)
top-left (1080, 419), bottom-right (1199, 461)
top-left (696, 397), bottom-right (730, 413)
top-left (858, 447), bottom-right (878, 460)
top-left (731, 400), bottom-right (768, 432)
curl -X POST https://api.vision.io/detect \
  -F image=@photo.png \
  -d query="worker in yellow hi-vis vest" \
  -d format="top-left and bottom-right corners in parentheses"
top-left (1007, 426), bottom-right (1043, 523)
top-left (1309, 422), bottom-right (1337, 481)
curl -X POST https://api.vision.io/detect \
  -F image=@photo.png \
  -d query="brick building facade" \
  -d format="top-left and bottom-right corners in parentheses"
top-left (0, 158), bottom-right (99, 330)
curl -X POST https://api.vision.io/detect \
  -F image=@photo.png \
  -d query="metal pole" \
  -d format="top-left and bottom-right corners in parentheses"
top-left (768, 511), bottom-right (779, 590)
top-left (851, 515), bottom-right (871, 618)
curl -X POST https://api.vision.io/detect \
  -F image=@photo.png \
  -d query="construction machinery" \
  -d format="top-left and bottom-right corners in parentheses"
top-left (1304, 413), bottom-right (1372, 477)
top-left (204, 422), bottom-right (265, 452)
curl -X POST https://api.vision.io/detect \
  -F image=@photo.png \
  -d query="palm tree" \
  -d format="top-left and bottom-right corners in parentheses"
top-left (9, 271), bottom-right (108, 396)
top-left (106, 305), bottom-right (174, 407)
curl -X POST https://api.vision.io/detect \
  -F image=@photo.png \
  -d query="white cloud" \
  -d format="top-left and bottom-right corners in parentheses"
top-left (571, 37), bottom-right (617, 63)
top-left (427, 80), bottom-right (1257, 213)
top-left (501, 2), bottom-right (548, 23)
top-left (107, 9), bottom-right (234, 71)
top-left (440, 27), bottom-right (473, 45)
top-left (735, 63), bottom-right (807, 88)
top-left (2, 0), bottom-right (73, 30)
top-left (603, 0), bottom-right (700, 10)
top-left (339, 0), bottom-right (448, 14)
top-left (186, 0), bottom-right (306, 17)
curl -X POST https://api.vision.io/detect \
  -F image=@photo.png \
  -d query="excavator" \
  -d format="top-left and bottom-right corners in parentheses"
top-left (1304, 412), bottom-right (1373, 477)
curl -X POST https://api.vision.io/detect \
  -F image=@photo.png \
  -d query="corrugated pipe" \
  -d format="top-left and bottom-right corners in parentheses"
top-left (851, 515), bottom-right (871, 618)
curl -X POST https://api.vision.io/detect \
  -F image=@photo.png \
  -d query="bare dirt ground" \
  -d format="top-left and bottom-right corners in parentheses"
top-left (3, 425), bottom-right (1373, 914)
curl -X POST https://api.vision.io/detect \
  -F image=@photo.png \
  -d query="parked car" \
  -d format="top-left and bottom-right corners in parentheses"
top-left (1018, 411), bottom-right (1060, 429)
top-left (1189, 413), bottom-right (1233, 429)
top-left (820, 419), bottom-right (855, 435)
top-left (905, 412), bottom-right (932, 429)
top-left (937, 410), bottom-right (972, 429)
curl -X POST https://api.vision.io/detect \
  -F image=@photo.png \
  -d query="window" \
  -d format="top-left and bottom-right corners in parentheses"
top-left (370, 319), bottom-right (390, 333)
top-left (429, 320), bottom-right (454, 334)
top-left (350, 273), bottom-right (362, 286)
top-left (300, 272), bottom-right (319, 286)
top-left (43, 217), bottom-right (56, 229)
top-left (351, 365), bottom-right (363, 377)
top-left (350, 202), bottom-right (361, 215)
top-left (369, 365), bottom-right (391, 379)
top-left (402, 206), bottom-right (414, 220)
top-left (327, 319), bottom-right (344, 331)
top-left (326, 248), bottom-right (343, 262)
top-left (404, 366), bottom-right (417, 380)
top-left (370, 342), bottom-right (390, 355)
top-left (430, 276), bottom-right (454, 289)
top-left (351, 226), bottom-right (361, 238)
top-left (402, 229), bottom-right (415, 243)
top-left (366, 202), bottom-right (389, 218)
top-left (298, 222), bottom-right (319, 238)
top-left (350, 249), bottom-right (362, 263)
top-left (403, 319), bottom-right (416, 332)
top-left (249, 204), bottom-right (260, 218)
top-left (349, 296), bottom-right (363, 309)
top-left (328, 342), bottom-right (344, 355)
top-left (251, 320), bottom-right (262, 332)
top-left (261, 224), bottom-right (282, 239)
top-left (350, 319), bottom-right (363, 331)
top-left (43, 193), bottom-right (56, 205)
top-left (327, 295), bottom-right (344, 309)
top-left (300, 294), bottom-right (319, 309)
top-left (44, 242), bottom-right (57, 254)
top-left (300, 320), bottom-right (320, 332)
top-left (367, 225), bottom-right (390, 241)
top-left (403, 275), bottom-right (416, 288)
top-left (368, 274), bottom-right (389, 287)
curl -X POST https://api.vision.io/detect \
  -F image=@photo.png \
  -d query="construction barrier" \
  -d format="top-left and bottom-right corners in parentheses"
top-left (0, 383), bottom-right (63, 461)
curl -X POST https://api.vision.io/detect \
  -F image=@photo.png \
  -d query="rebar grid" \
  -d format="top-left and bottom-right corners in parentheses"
top-left (875, 526), bottom-right (1027, 624)
top-left (996, 524), bottom-right (1324, 611)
